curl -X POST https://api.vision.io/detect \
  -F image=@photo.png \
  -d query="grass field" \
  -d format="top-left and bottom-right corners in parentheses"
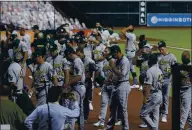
top-left (115, 27), bottom-right (191, 96)
top-left (115, 28), bottom-right (191, 49)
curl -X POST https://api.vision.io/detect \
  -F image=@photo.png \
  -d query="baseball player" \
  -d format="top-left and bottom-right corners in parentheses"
top-left (76, 31), bottom-right (93, 59)
top-left (32, 50), bottom-right (58, 107)
top-left (32, 25), bottom-right (45, 51)
top-left (76, 47), bottom-right (96, 121)
top-left (93, 47), bottom-right (122, 127)
top-left (91, 33), bottom-right (106, 88)
top-left (121, 25), bottom-right (139, 88)
top-left (61, 87), bottom-right (79, 130)
top-left (140, 53), bottom-right (163, 130)
top-left (46, 43), bottom-right (69, 87)
top-left (19, 26), bottom-right (34, 74)
top-left (64, 46), bottom-right (86, 130)
top-left (103, 45), bottom-right (131, 130)
top-left (95, 22), bottom-right (110, 46)
top-left (10, 31), bottom-right (28, 77)
top-left (107, 28), bottom-right (120, 47)
top-left (157, 41), bottom-right (177, 122)
top-left (7, 55), bottom-right (35, 115)
top-left (133, 44), bottom-right (153, 128)
top-left (180, 50), bottom-right (192, 130)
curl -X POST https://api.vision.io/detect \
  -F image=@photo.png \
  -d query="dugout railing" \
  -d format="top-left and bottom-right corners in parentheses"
top-left (172, 64), bottom-right (192, 130)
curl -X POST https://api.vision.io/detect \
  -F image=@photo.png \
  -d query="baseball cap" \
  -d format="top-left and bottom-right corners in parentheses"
top-left (110, 45), bottom-right (121, 53)
top-left (32, 51), bottom-right (45, 58)
top-left (49, 44), bottom-right (58, 52)
top-left (158, 41), bottom-right (166, 48)
top-left (64, 46), bottom-right (75, 56)
top-left (144, 44), bottom-right (153, 49)
top-left (32, 25), bottom-right (39, 30)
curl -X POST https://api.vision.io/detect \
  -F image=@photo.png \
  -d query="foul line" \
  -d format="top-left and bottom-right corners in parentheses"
top-left (119, 40), bottom-right (191, 51)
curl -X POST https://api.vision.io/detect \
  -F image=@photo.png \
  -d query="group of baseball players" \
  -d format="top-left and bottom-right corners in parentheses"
top-left (0, 22), bottom-right (191, 130)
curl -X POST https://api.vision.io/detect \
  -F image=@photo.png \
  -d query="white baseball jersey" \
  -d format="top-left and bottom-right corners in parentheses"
top-left (125, 32), bottom-right (136, 51)
top-left (12, 40), bottom-right (28, 61)
top-left (8, 62), bottom-right (23, 93)
top-left (83, 44), bottom-right (93, 58)
top-left (93, 43), bottom-right (106, 63)
top-left (72, 57), bottom-right (85, 83)
top-left (101, 29), bottom-right (110, 44)
top-left (20, 34), bottom-right (32, 58)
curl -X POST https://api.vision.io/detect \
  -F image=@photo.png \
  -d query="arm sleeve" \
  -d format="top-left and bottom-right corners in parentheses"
top-left (144, 70), bottom-right (153, 85)
top-left (21, 42), bottom-right (28, 52)
top-left (8, 69), bottom-right (17, 83)
top-left (171, 54), bottom-right (177, 66)
top-left (48, 64), bottom-right (57, 79)
top-left (62, 58), bottom-right (71, 70)
top-left (125, 32), bottom-right (131, 40)
top-left (24, 108), bottom-right (38, 130)
top-left (63, 101), bottom-right (80, 118)
top-left (120, 59), bottom-right (129, 76)
top-left (74, 60), bottom-right (83, 76)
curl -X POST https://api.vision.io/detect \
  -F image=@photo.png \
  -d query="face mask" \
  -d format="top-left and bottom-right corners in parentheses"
top-left (182, 57), bottom-right (190, 64)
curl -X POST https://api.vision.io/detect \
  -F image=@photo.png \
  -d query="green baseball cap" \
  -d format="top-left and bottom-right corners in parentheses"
top-left (49, 44), bottom-right (58, 52)
top-left (110, 45), bottom-right (121, 53)
top-left (158, 41), bottom-right (166, 48)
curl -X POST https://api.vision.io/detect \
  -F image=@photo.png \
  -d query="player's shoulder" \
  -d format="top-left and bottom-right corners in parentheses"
top-left (8, 62), bottom-right (20, 69)
top-left (44, 62), bottom-right (53, 68)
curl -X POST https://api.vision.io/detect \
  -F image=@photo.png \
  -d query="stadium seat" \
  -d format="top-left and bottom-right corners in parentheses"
top-left (0, 2), bottom-right (86, 30)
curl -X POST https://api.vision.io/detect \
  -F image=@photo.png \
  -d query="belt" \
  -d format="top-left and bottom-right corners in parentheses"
top-left (36, 86), bottom-right (47, 92)
top-left (72, 82), bottom-right (84, 87)
top-left (125, 49), bottom-right (135, 52)
top-left (150, 89), bottom-right (161, 93)
top-left (113, 80), bottom-right (128, 86)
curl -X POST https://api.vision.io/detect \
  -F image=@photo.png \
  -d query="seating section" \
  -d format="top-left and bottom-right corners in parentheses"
top-left (0, 1), bottom-right (87, 30)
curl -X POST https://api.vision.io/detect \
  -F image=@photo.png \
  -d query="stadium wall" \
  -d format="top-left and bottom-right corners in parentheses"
top-left (53, 1), bottom-right (192, 27)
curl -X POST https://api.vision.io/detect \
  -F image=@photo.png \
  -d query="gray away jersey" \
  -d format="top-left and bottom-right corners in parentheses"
top-left (180, 62), bottom-right (192, 87)
top-left (137, 56), bottom-right (149, 76)
top-left (46, 55), bottom-right (71, 86)
top-left (158, 53), bottom-right (177, 79)
top-left (103, 59), bottom-right (114, 79)
top-left (125, 32), bottom-right (136, 51)
top-left (72, 57), bottom-right (85, 83)
top-left (82, 56), bottom-right (95, 72)
top-left (33, 62), bottom-right (57, 89)
top-left (83, 44), bottom-right (93, 58)
top-left (8, 62), bottom-right (23, 91)
top-left (114, 56), bottom-right (130, 82)
top-left (144, 64), bottom-right (163, 92)
top-left (13, 40), bottom-right (28, 61)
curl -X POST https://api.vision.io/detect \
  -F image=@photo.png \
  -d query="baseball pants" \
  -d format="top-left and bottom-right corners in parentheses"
top-left (72, 85), bottom-right (86, 130)
top-left (106, 82), bottom-right (131, 130)
top-left (161, 80), bottom-right (172, 117)
top-left (180, 86), bottom-right (192, 129)
top-left (98, 84), bottom-right (114, 123)
top-left (140, 92), bottom-right (162, 130)
top-left (84, 78), bottom-right (94, 120)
